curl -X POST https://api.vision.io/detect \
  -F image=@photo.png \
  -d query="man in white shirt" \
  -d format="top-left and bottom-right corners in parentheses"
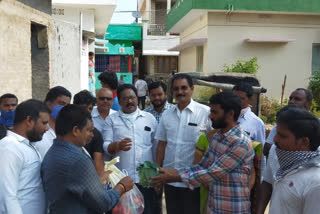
top-left (33, 86), bottom-right (71, 159)
top-left (267, 107), bottom-right (320, 214)
top-left (0, 99), bottom-right (50, 214)
top-left (155, 73), bottom-right (212, 214)
top-left (91, 88), bottom-right (116, 132)
top-left (102, 84), bottom-right (158, 214)
top-left (134, 76), bottom-right (148, 109)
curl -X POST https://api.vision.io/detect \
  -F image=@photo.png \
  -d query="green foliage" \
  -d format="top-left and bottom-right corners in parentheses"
top-left (136, 161), bottom-right (160, 188)
top-left (309, 69), bottom-right (320, 107)
top-left (223, 57), bottom-right (259, 74)
top-left (260, 96), bottom-right (288, 124)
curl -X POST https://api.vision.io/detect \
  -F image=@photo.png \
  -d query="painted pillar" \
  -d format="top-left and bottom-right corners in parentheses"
top-left (167, 0), bottom-right (171, 14)
top-left (128, 55), bottom-right (132, 73)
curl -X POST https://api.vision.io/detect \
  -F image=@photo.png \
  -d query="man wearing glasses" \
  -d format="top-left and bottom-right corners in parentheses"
top-left (91, 88), bottom-right (116, 132)
top-left (102, 84), bottom-right (158, 214)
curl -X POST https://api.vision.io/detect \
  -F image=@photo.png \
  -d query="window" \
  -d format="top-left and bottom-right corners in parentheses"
top-left (312, 44), bottom-right (320, 75)
top-left (196, 46), bottom-right (203, 72)
top-left (156, 56), bottom-right (178, 73)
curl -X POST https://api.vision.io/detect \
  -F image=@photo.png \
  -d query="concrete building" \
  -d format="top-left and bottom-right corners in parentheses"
top-left (139, 0), bottom-right (180, 80)
top-left (166, 0), bottom-right (320, 99)
top-left (51, 0), bottom-right (117, 97)
top-left (0, 0), bottom-right (52, 101)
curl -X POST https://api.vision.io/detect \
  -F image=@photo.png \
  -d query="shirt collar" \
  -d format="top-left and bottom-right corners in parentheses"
top-left (91, 107), bottom-right (100, 118)
top-left (174, 99), bottom-right (196, 113)
top-left (7, 130), bottom-right (30, 145)
top-left (240, 107), bottom-right (252, 120)
top-left (150, 101), bottom-right (170, 113)
top-left (54, 138), bottom-right (84, 152)
top-left (216, 124), bottom-right (241, 141)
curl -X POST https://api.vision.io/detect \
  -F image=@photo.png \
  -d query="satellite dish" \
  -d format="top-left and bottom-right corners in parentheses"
top-left (132, 11), bottom-right (141, 18)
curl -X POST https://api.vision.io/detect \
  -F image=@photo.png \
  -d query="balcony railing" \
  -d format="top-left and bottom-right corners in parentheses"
top-left (147, 24), bottom-right (167, 36)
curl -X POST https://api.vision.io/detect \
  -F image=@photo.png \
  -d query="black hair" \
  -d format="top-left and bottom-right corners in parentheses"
top-left (55, 104), bottom-right (92, 136)
top-left (209, 91), bottom-right (242, 121)
top-left (172, 73), bottom-right (193, 87)
top-left (148, 81), bottom-right (167, 93)
top-left (89, 52), bottom-right (94, 56)
top-left (277, 107), bottom-right (320, 151)
top-left (295, 88), bottom-right (313, 103)
top-left (44, 86), bottom-right (72, 103)
top-left (0, 93), bottom-right (18, 104)
top-left (232, 82), bottom-right (254, 97)
top-left (98, 71), bottom-right (118, 90)
top-left (0, 124), bottom-right (7, 140)
top-left (14, 99), bottom-right (50, 125)
top-left (73, 90), bottom-right (96, 106)
top-left (117, 84), bottom-right (138, 100)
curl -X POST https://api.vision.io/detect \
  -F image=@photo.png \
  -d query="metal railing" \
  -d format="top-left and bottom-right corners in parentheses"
top-left (147, 24), bottom-right (167, 36)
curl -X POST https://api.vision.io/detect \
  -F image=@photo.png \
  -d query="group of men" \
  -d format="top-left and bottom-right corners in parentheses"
top-left (0, 71), bottom-right (319, 214)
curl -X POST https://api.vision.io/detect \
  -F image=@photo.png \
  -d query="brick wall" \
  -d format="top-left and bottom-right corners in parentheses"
top-left (0, 0), bottom-right (52, 102)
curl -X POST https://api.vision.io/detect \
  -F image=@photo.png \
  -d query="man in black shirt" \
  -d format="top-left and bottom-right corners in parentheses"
top-left (74, 90), bottom-right (105, 176)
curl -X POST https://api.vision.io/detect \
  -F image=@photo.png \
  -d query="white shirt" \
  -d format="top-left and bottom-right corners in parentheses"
top-left (155, 99), bottom-right (212, 187)
top-left (238, 107), bottom-right (266, 180)
top-left (33, 127), bottom-right (56, 159)
top-left (0, 131), bottom-right (46, 214)
top-left (102, 109), bottom-right (158, 183)
top-left (269, 159), bottom-right (320, 214)
top-left (91, 107), bottom-right (116, 132)
top-left (265, 125), bottom-right (277, 145)
top-left (134, 79), bottom-right (148, 97)
top-left (263, 145), bottom-right (279, 184)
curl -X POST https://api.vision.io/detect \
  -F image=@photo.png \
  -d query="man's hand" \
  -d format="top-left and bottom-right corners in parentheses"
top-left (100, 170), bottom-right (113, 186)
top-left (118, 138), bottom-right (132, 151)
top-left (151, 168), bottom-right (181, 186)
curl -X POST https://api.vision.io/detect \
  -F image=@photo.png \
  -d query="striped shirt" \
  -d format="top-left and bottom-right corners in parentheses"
top-left (144, 101), bottom-right (174, 123)
top-left (178, 125), bottom-right (254, 213)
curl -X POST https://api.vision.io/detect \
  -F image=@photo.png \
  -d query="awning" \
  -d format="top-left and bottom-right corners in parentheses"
top-left (169, 38), bottom-right (207, 51)
top-left (143, 50), bottom-right (179, 56)
top-left (244, 38), bottom-right (296, 43)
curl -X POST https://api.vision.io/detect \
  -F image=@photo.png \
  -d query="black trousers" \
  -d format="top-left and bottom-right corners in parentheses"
top-left (136, 184), bottom-right (162, 214)
top-left (164, 184), bottom-right (200, 214)
top-left (138, 96), bottom-right (146, 109)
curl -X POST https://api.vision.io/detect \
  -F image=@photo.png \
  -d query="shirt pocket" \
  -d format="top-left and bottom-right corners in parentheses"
top-left (113, 125), bottom-right (128, 142)
top-left (182, 123), bottom-right (200, 143)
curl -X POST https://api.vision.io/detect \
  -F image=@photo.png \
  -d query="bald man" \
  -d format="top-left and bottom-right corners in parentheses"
top-left (92, 88), bottom-right (116, 132)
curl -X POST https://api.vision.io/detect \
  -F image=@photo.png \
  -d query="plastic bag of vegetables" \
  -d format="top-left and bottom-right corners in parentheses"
top-left (105, 157), bottom-right (145, 214)
top-left (136, 161), bottom-right (160, 188)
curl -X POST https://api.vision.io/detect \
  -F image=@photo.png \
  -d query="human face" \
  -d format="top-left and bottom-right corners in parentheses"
top-left (150, 87), bottom-right (167, 108)
top-left (173, 79), bottom-right (194, 105)
top-left (288, 90), bottom-right (310, 110)
top-left (27, 112), bottom-right (50, 142)
top-left (97, 89), bottom-right (113, 112)
top-left (209, 104), bottom-right (228, 129)
top-left (75, 119), bottom-right (94, 147)
top-left (0, 98), bottom-right (18, 112)
top-left (48, 95), bottom-right (71, 112)
top-left (274, 123), bottom-right (310, 151)
top-left (233, 90), bottom-right (250, 109)
top-left (119, 89), bottom-right (138, 113)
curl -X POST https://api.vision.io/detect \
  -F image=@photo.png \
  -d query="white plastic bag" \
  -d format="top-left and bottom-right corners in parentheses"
top-left (105, 157), bottom-right (145, 214)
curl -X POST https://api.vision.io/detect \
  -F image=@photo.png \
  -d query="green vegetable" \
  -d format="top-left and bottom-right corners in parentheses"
top-left (136, 161), bottom-right (160, 188)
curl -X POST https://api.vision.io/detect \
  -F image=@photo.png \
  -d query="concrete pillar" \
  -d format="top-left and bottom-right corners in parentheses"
top-left (167, 0), bottom-right (171, 14)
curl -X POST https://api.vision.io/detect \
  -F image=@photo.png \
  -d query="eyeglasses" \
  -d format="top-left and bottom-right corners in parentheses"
top-left (120, 96), bottom-right (137, 102)
top-left (98, 97), bottom-right (113, 101)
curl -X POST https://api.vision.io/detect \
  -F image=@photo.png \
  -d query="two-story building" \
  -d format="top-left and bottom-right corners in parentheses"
top-left (139, 0), bottom-right (180, 80)
top-left (166, 0), bottom-right (320, 99)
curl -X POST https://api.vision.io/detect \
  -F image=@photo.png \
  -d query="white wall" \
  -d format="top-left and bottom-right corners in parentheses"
top-left (51, 19), bottom-right (81, 97)
top-left (206, 12), bottom-right (320, 99)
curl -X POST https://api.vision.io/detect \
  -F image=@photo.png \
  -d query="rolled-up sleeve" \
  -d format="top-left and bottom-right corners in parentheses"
top-left (178, 139), bottom-right (253, 190)
top-left (68, 157), bottom-right (120, 213)
top-left (0, 149), bottom-right (23, 214)
top-left (102, 116), bottom-right (114, 156)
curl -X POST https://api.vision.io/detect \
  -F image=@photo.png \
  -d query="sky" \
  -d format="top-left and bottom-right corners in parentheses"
top-left (111, 0), bottom-right (139, 24)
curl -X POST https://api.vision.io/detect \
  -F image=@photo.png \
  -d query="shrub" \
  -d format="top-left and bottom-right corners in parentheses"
top-left (309, 69), bottom-right (320, 108)
top-left (260, 96), bottom-right (287, 124)
top-left (223, 57), bottom-right (259, 74)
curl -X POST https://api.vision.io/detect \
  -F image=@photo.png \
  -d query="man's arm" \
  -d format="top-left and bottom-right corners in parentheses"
top-left (256, 181), bottom-right (273, 214)
top-left (93, 153), bottom-right (104, 177)
top-left (156, 140), bottom-right (167, 167)
top-left (0, 149), bottom-right (23, 214)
